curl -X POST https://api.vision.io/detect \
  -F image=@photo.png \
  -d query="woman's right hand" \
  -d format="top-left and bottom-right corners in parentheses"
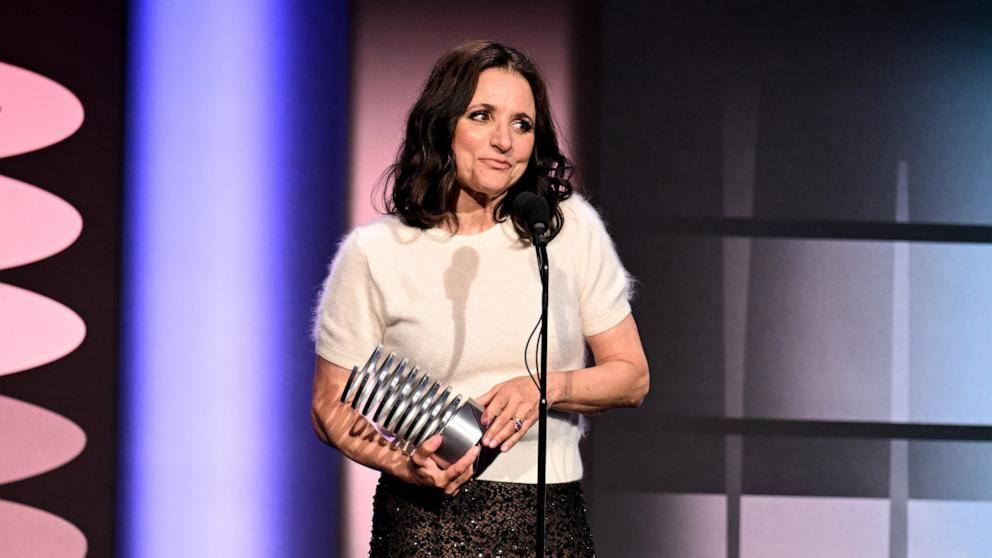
top-left (404, 434), bottom-right (480, 496)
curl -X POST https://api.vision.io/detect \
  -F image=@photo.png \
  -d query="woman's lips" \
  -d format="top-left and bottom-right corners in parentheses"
top-left (480, 158), bottom-right (511, 170)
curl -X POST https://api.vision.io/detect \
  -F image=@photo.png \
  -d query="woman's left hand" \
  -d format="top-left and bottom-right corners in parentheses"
top-left (476, 375), bottom-right (541, 452)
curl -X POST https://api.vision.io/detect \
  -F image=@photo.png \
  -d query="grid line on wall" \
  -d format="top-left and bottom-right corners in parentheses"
top-left (644, 217), bottom-right (992, 244)
top-left (646, 416), bottom-right (992, 442)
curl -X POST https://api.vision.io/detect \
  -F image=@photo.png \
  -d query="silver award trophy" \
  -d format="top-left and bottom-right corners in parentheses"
top-left (341, 345), bottom-right (484, 462)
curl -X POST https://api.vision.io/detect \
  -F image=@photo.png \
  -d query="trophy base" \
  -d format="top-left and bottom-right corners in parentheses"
top-left (435, 399), bottom-right (485, 463)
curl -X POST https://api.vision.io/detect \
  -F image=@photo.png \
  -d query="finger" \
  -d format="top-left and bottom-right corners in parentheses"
top-left (483, 408), bottom-right (521, 448)
top-left (482, 394), bottom-right (521, 445)
top-left (411, 434), bottom-right (443, 467)
top-left (482, 411), bottom-right (511, 447)
top-left (499, 414), bottom-right (538, 452)
top-left (445, 462), bottom-right (475, 496)
top-left (488, 407), bottom-right (532, 449)
top-left (487, 417), bottom-right (518, 448)
top-left (445, 449), bottom-right (478, 494)
top-left (442, 458), bottom-right (471, 488)
top-left (443, 444), bottom-right (479, 482)
top-left (456, 444), bottom-right (481, 472)
top-left (415, 434), bottom-right (443, 456)
top-left (476, 387), bottom-right (497, 406)
top-left (429, 445), bottom-right (459, 470)
top-left (479, 393), bottom-right (505, 427)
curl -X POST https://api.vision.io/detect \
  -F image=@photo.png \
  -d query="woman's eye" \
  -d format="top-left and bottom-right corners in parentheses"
top-left (513, 120), bottom-right (534, 133)
top-left (469, 111), bottom-right (490, 122)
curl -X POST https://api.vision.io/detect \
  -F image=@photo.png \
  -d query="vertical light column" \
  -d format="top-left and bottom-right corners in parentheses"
top-left (123, 1), bottom-right (285, 556)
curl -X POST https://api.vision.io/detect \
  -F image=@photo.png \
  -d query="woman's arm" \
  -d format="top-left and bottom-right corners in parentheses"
top-left (549, 313), bottom-right (649, 413)
top-left (311, 356), bottom-right (480, 495)
top-left (477, 313), bottom-right (649, 451)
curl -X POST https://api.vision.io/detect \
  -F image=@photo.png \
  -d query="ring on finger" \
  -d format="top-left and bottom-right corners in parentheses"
top-left (512, 416), bottom-right (523, 432)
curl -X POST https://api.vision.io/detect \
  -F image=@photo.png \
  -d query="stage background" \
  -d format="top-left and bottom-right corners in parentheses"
top-left (1, 1), bottom-right (990, 557)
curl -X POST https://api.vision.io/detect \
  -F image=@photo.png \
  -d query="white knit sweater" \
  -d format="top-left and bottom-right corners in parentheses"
top-left (315, 194), bottom-right (631, 483)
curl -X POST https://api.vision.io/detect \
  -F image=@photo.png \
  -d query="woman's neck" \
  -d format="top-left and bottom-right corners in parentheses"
top-left (450, 189), bottom-right (502, 235)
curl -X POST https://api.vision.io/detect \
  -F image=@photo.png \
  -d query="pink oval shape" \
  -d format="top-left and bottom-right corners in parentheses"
top-left (0, 396), bottom-right (86, 484)
top-left (0, 499), bottom-right (87, 558)
top-left (0, 175), bottom-right (83, 270)
top-left (0, 283), bottom-right (85, 376)
top-left (0, 62), bottom-right (84, 158)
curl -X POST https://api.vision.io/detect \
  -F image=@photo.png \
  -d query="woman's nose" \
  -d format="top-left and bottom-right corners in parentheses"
top-left (490, 122), bottom-right (512, 153)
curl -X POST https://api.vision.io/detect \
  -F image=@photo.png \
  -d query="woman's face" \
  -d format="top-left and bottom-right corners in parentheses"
top-left (451, 68), bottom-right (536, 203)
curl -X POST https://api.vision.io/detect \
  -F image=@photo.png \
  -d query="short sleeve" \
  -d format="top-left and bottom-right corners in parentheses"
top-left (571, 197), bottom-right (632, 337)
top-left (313, 230), bottom-right (386, 369)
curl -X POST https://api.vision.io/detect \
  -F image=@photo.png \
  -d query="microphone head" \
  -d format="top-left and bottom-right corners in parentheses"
top-left (512, 191), bottom-right (550, 235)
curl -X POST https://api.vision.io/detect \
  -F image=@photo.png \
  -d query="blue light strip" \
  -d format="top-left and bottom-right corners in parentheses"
top-left (122, 1), bottom-right (347, 555)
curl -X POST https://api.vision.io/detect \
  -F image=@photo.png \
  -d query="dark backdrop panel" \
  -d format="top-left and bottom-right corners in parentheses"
top-left (583, 2), bottom-right (992, 556)
top-left (0, 2), bottom-right (126, 556)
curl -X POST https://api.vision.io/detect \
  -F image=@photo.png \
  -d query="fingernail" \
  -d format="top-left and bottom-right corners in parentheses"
top-left (501, 443), bottom-right (510, 452)
top-left (482, 437), bottom-right (490, 447)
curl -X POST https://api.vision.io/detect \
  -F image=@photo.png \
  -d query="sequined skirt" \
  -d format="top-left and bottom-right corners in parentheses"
top-left (369, 474), bottom-right (596, 557)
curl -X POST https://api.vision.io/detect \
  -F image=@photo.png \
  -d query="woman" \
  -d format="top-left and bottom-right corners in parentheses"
top-left (311, 40), bottom-right (648, 556)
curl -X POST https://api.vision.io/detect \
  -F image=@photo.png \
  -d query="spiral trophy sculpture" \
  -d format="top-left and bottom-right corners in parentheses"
top-left (341, 346), bottom-right (484, 462)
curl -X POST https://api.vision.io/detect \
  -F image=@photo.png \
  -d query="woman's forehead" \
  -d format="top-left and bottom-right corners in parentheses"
top-left (468, 68), bottom-right (536, 115)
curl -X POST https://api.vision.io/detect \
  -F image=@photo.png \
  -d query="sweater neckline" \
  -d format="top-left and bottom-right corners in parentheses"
top-left (422, 218), bottom-right (518, 245)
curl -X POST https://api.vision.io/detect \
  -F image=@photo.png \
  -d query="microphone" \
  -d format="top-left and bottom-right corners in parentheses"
top-left (513, 191), bottom-right (550, 242)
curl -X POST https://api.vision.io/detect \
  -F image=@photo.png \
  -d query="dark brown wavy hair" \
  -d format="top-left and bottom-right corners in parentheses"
top-left (383, 40), bottom-right (573, 240)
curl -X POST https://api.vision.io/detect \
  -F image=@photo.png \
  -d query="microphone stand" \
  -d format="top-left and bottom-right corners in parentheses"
top-left (534, 233), bottom-right (549, 557)
top-left (513, 191), bottom-right (552, 557)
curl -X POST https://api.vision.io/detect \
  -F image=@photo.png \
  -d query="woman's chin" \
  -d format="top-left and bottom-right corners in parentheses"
top-left (460, 183), bottom-right (513, 203)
